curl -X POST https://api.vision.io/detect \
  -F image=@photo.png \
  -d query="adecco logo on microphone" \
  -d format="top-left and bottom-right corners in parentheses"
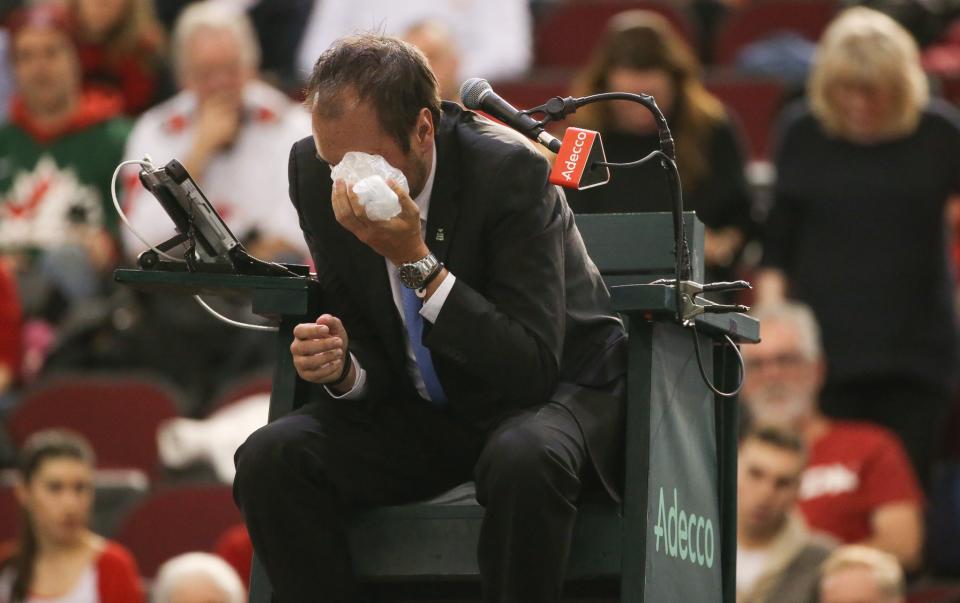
top-left (549, 127), bottom-right (610, 190)
top-left (653, 486), bottom-right (716, 569)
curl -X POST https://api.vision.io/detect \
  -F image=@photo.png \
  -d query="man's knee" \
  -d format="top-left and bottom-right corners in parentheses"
top-left (234, 415), bottom-right (320, 496)
top-left (474, 422), bottom-right (580, 503)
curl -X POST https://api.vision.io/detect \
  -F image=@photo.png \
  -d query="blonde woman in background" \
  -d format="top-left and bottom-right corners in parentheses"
top-left (757, 7), bottom-right (960, 489)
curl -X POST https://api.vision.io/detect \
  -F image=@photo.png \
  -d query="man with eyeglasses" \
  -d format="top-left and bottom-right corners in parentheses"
top-left (740, 303), bottom-right (923, 570)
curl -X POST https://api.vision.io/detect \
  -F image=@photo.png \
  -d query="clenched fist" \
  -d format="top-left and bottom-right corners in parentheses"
top-left (290, 314), bottom-right (354, 390)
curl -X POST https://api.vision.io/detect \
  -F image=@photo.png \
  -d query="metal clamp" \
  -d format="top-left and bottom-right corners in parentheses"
top-left (652, 279), bottom-right (752, 326)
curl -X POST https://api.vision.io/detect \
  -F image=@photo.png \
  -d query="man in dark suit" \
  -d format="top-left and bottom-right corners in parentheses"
top-left (233, 34), bottom-right (627, 603)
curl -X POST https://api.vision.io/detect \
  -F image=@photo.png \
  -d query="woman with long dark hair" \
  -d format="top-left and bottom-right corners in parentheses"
top-left (0, 430), bottom-right (143, 603)
top-left (566, 10), bottom-right (754, 282)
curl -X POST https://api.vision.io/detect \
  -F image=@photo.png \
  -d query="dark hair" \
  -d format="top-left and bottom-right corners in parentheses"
top-left (572, 10), bottom-right (726, 191)
top-left (7, 430), bottom-right (95, 603)
top-left (742, 425), bottom-right (807, 459)
top-left (305, 33), bottom-right (442, 154)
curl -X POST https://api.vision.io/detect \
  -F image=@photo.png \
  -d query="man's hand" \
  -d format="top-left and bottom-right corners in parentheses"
top-left (196, 93), bottom-right (242, 152)
top-left (331, 179), bottom-right (429, 265)
top-left (754, 268), bottom-right (788, 307)
top-left (704, 226), bottom-right (744, 268)
top-left (864, 501), bottom-right (924, 570)
top-left (291, 314), bottom-right (354, 391)
top-left (184, 93), bottom-right (242, 178)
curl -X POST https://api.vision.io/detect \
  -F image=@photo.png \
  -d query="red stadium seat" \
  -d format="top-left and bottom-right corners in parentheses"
top-left (113, 485), bottom-right (242, 578)
top-left (207, 372), bottom-right (273, 416)
top-left (493, 78), bottom-right (571, 112)
top-left (0, 485), bottom-right (19, 544)
top-left (7, 374), bottom-right (181, 481)
top-left (706, 76), bottom-right (786, 160)
top-left (470, 78), bottom-right (575, 137)
top-left (940, 76), bottom-right (960, 107)
top-left (490, 77), bottom-right (576, 135)
top-left (906, 585), bottom-right (960, 603)
top-left (215, 523), bottom-right (253, 582)
top-left (714, 0), bottom-right (836, 65)
top-left (535, 1), bottom-right (697, 69)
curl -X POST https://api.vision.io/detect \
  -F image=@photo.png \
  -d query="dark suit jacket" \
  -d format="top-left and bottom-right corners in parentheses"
top-left (288, 102), bottom-right (627, 499)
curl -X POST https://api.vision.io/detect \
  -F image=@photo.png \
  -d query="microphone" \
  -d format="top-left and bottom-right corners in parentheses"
top-left (460, 78), bottom-right (562, 153)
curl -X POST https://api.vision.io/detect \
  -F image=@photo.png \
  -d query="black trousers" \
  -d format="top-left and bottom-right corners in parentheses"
top-left (820, 376), bottom-right (954, 490)
top-left (233, 394), bottom-right (591, 603)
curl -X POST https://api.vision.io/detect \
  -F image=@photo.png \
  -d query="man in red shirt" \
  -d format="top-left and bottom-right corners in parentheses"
top-left (741, 302), bottom-right (924, 569)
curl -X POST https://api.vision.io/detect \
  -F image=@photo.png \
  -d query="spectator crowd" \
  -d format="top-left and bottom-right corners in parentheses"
top-left (0, 0), bottom-right (959, 601)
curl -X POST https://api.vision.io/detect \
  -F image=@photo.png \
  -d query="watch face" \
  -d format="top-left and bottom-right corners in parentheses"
top-left (399, 263), bottom-right (425, 289)
top-left (399, 253), bottom-right (438, 289)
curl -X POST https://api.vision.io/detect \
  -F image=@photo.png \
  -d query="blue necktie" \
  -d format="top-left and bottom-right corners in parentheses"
top-left (400, 285), bottom-right (447, 405)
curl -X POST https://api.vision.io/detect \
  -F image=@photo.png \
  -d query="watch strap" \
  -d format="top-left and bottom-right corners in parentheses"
top-left (415, 262), bottom-right (444, 298)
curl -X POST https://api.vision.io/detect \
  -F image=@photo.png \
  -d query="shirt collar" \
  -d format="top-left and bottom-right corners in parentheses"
top-left (413, 144), bottom-right (437, 223)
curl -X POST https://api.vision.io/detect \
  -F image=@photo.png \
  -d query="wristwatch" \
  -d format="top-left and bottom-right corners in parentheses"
top-left (398, 252), bottom-right (443, 290)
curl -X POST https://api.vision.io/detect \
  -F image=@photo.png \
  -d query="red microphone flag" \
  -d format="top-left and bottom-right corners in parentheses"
top-left (548, 128), bottom-right (611, 190)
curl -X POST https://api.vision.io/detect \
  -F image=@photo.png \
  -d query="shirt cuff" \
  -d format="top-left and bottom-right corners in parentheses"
top-left (324, 353), bottom-right (367, 399)
top-left (420, 272), bottom-right (456, 324)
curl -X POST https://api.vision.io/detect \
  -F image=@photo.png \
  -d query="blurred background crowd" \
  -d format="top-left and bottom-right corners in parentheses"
top-left (0, 0), bottom-right (960, 601)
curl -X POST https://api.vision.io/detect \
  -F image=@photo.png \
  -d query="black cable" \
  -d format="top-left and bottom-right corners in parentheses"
top-left (598, 148), bottom-right (687, 324)
top-left (691, 327), bottom-right (745, 398)
top-left (596, 150), bottom-right (665, 169)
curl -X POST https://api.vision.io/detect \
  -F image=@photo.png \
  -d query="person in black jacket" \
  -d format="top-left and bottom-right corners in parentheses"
top-left (233, 34), bottom-right (627, 602)
top-left (565, 10), bottom-right (754, 285)
top-left (756, 7), bottom-right (960, 489)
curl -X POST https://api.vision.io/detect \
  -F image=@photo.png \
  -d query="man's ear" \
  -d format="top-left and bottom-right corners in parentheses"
top-left (415, 108), bottom-right (434, 145)
top-left (813, 358), bottom-right (827, 391)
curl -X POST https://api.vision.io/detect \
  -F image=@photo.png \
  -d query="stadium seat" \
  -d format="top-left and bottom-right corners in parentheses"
top-left (487, 77), bottom-right (575, 135)
top-left (7, 374), bottom-right (181, 481)
top-left (714, 0), bottom-right (836, 66)
top-left (535, 1), bottom-right (697, 69)
top-left (113, 484), bottom-right (242, 578)
top-left (207, 372), bottom-right (273, 416)
top-left (939, 76), bottom-right (960, 107)
top-left (0, 485), bottom-right (18, 544)
top-left (906, 584), bottom-right (960, 603)
top-left (706, 76), bottom-right (786, 160)
top-left (493, 78), bottom-right (570, 112)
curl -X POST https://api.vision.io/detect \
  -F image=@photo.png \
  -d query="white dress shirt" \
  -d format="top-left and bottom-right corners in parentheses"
top-left (328, 145), bottom-right (455, 401)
